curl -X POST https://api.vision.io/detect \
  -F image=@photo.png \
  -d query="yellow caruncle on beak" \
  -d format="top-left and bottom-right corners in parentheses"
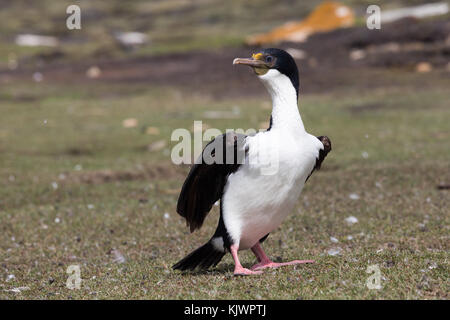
top-left (252, 53), bottom-right (263, 60)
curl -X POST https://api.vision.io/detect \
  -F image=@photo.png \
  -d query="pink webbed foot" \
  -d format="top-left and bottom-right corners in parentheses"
top-left (250, 259), bottom-right (315, 271)
top-left (233, 266), bottom-right (263, 276)
top-left (230, 244), bottom-right (263, 276)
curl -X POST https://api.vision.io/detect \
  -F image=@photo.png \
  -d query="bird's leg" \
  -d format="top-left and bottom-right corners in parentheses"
top-left (250, 242), bottom-right (314, 271)
top-left (230, 244), bottom-right (263, 276)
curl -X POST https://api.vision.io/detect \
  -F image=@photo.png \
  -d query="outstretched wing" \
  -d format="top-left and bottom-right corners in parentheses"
top-left (176, 132), bottom-right (248, 232)
top-left (306, 136), bottom-right (332, 182)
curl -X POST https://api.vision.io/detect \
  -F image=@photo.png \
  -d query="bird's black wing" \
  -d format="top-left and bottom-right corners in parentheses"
top-left (306, 136), bottom-right (332, 182)
top-left (176, 132), bottom-right (248, 232)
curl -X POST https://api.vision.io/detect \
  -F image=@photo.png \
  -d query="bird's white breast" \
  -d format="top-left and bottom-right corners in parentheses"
top-left (222, 130), bottom-right (321, 250)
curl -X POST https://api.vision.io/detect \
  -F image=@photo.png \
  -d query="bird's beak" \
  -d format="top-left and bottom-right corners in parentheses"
top-left (232, 57), bottom-right (266, 68)
top-left (233, 53), bottom-right (270, 75)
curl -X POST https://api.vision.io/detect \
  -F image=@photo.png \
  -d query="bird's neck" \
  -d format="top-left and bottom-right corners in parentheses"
top-left (259, 70), bottom-right (305, 134)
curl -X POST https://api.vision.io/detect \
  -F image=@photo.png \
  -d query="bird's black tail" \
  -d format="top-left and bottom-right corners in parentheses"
top-left (173, 241), bottom-right (225, 271)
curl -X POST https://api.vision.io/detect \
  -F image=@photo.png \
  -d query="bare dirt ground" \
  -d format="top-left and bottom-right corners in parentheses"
top-left (1, 18), bottom-right (449, 99)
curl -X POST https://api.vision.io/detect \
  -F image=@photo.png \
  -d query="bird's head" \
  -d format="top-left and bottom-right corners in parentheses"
top-left (233, 48), bottom-right (299, 99)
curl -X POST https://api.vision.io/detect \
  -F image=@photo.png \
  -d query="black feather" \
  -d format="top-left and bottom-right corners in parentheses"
top-left (172, 242), bottom-right (225, 271)
top-left (176, 132), bottom-right (248, 232)
top-left (305, 136), bottom-right (332, 182)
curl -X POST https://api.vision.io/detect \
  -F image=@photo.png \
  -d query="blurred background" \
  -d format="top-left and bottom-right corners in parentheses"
top-left (0, 1), bottom-right (449, 299)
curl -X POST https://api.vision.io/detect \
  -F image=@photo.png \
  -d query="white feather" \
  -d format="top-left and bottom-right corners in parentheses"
top-left (222, 69), bottom-right (323, 250)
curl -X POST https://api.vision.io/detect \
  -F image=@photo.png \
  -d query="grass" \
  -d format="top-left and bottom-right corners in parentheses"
top-left (0, 68), bottom-right (448, 299)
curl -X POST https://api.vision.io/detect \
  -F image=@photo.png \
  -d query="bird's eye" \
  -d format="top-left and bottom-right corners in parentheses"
top-left (265, 56), bottom-right (273, 63)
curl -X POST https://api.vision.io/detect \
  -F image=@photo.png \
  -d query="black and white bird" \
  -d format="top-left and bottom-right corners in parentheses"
top-left (173, 48), bottom-right (331, 275)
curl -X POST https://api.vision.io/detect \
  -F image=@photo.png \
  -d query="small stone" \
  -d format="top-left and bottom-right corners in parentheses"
top-left (6, 274), bottom-right (15, 282)
top-left (86, 66), bottom-right (101, 79)
top-left (114, 32), bottom-right (148, 47)
top-left (349, 49), bottom-right (366, 60)
top-left (145, 127), bottom-right (160, 135)
top-left (416, 62), bottom-right (432, 73)
top-left (33, 72), bottom-right (43, 82)
top-left (327, 248), bottom-right (342, 256)
top-left (345, 216), bottom-right (358, 225)
top-left (122, 118), bottom-right (138, 128)
top-left (349, 193), bottom-right (360, 200)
